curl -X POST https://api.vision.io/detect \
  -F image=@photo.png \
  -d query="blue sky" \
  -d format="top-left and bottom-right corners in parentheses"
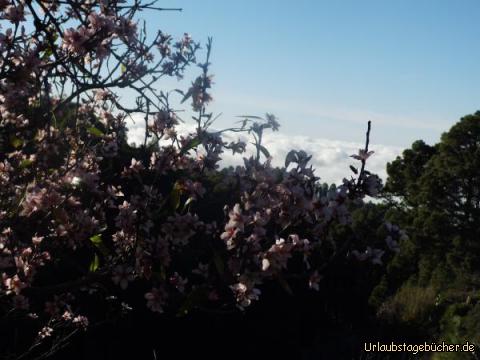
top-left (126, 0), bottom-right (480, 183)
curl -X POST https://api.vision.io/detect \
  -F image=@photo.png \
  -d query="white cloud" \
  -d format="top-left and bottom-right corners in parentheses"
top-left (125, 116), bottom-right (403, 185)
top-left (124, 115), bottom-right (147, 147)
top-left (220, 131), bottom-right (403, 185)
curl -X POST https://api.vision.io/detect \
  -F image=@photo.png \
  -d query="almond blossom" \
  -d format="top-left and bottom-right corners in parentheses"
top-left (169, 272), bottom-right (188, 293)
top-left (145, 287), bottom-right (168, 313)
top-left (38, 326), bottom-right (53, 339)
top-left (112, 265), bottom-right (135, 290)
top-left (350, 149), bottom-right (375, 161)
top-left (309, 271), bottom-right (322, 291)
top-left (72, 315), bottom-right (89, 330)
top-left (230, 281), bottom-right (261, 309)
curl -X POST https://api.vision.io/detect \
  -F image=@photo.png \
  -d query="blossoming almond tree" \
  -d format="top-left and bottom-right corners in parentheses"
top-left (0, 1), bottom-right (398, 358)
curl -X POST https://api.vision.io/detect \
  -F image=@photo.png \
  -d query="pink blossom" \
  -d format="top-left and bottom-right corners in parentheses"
top-left (163, 213), bottom-right (201, 246)
top-left (115, 201), bottom-right (137, 231)
top-left (3, 274), bottom-right (26, 295)
top-left (169, 272), bottom-right (188, 293)
top-left (230, 281), bottom-right (261, 309)
top-left (62, 311), bottom-right (73, 321)
top-left (87, 12), bottom-right (114, 32)
top-left (116, 17), bottom-right (137, 41)
top-left (145, 287), bottom-right (167, 313)
top-left (130, 158), bottom-right (144, 172)
top-left (350, 149), bottom-right (374, 161)
top-left (262, 238), bottom-right (293, 272)
top-left (94, 89), bottom-right (111, 101)
top-left (226, 203), bottom-right (247, 232)
top-left (38, 326), bottom-right (53, 339)
top-left (220, 227), bottom-right (239, 250)
top-left (149, 110), bottom-right (178, 133)
top-left (3, 5), bottom-right (26, 23)
top-left (20, 187), bottom-right (63, 216)
top-left (62, 27), bottom-right (89, 55)
top-left (177, 179), bottom-right (206, 202)
top-left (32, 234), bottom-right (44, 245)
top-left (261, 258), bottom-right (270, 271)
top-left (112, 265), bottom-right (134, 290)
top-left (0, 0), bottom-right (9, 11)
top-left (122, 158), bottom-right (145, 177)
top-left (72, 315), bottom-right (89, 330)
top-left (308, 271), bottom-right (322, 291)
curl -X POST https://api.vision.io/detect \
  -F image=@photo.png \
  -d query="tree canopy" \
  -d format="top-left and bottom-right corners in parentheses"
top-left (374, 112), bottom-right (480, 351)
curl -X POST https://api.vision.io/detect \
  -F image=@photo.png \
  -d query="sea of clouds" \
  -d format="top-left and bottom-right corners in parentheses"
top-left (125, 116), bottom-right (403, 186)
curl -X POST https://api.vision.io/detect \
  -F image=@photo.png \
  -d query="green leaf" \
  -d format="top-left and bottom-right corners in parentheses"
top-left (89, 234), bottom-right (110, 257)
top-left (89, 234), bottom-right (102, 246)
top-left (183, 197), bottom-right (195, 211)
top-left (19, 159), bottom-right (33, 169)
top-left (281, 221), bottom-right (292, 232)
top-left (170, 182), bottom-right (182, 210)
top-left (89, 254), bottom-right (100, 272)
top-left (42, 46), bottom-right (54, 59)
top-left (10, 136), bottom-right (23, 149)
top-left (50, 30), bottom-right (59, 42)
top-left (87, 127), bottom-right (104, 137)
top-left (120, 63), bottom-right (127, 74)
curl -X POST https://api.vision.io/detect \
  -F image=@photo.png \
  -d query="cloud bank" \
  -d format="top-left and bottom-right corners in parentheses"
top-left (125, 117), bottom-right (403, 185)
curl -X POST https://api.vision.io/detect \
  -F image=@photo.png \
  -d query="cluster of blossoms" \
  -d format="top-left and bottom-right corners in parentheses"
top-left (0, 1), bottom-right (399, 358)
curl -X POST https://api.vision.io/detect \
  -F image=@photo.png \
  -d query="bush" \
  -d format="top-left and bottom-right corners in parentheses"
top-left (377, 284), bottom-right (437, 332)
